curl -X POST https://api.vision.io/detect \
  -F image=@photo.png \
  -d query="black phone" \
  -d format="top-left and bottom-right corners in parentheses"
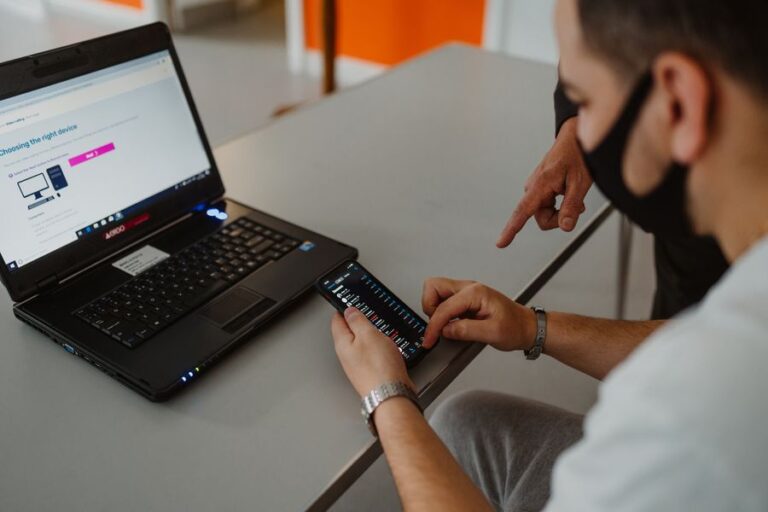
top-left (316, 260), bottom-right (432, 367)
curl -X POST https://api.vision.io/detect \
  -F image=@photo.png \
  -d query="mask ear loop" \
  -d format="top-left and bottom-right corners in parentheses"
top-left (621, 72), bottom-right (695, 235)
top-left (579, 69), bottom-right (694, 236)
top-left (590, 71), bottom-right (655, 155)
top-left (624, 71), bottom-right (655, 116)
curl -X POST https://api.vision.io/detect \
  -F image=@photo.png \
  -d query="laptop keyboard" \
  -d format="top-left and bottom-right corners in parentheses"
top-left (74, 217), bottom-right (301, 348)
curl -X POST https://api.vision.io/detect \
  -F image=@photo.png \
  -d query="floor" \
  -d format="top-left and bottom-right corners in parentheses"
top-left (0, 2), bottom-right (657, 510)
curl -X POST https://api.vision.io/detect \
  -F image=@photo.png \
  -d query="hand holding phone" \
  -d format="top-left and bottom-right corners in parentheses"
top-left (316, 260), bottom-right (433, 367)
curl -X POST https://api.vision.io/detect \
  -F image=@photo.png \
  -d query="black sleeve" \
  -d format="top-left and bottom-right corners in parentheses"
top-left (554, 79), bottom-right (579, 136)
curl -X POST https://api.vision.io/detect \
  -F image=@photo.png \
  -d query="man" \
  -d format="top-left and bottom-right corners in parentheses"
top-left (330, 0), bottom-right (768, 510)
top-left (499, 80), bottom-right (729, 319)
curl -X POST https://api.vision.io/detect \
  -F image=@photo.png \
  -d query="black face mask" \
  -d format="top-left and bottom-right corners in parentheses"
top-left (580, 72), bottom-right (693, 238)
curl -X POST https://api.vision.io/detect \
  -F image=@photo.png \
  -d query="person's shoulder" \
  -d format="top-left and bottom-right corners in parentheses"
top-left (590, 242), bottom-right (768, 501)
top-left (602, 302), bottom-right (768, 429)
top-left (603, 252), bottom-right (768, 428)
top-left (547, 241), bottom-right (768, 512)
top-left (609, 236), bottom-right (768, 397)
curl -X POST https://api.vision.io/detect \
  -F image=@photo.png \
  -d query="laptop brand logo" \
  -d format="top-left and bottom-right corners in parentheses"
top-left (103, 213), bottom-right (151, 240)
top-left (104, 224), bottom-right (126, 239)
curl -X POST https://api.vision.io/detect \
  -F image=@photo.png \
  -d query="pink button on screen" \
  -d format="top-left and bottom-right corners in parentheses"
top-left (69, 142), bottom-right (115, 167)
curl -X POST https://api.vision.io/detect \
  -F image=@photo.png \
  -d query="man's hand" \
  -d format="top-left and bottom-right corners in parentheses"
top-left (497, 118), bottom-right (592, 247)
top-left (331, 308), bottom-right (415, 397)
top-left (421, 278), bottom-right (537, 351)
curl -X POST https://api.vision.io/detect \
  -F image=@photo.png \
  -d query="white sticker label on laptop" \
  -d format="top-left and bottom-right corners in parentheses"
top-left (112, 245), bottom-right (169, 276)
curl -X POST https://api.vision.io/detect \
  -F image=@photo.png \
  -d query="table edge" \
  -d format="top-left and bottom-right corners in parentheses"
top-left (306, 203), bottom-right (615, 512)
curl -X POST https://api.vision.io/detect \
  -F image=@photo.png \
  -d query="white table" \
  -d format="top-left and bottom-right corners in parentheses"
top-left (0, 45), bottom-right (609, 511)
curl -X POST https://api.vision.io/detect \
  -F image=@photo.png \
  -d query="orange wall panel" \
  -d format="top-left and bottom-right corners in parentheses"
top-left (304, 0), bottom-right (485, 66)
top-left (99, 0), bottom-right (144, 9)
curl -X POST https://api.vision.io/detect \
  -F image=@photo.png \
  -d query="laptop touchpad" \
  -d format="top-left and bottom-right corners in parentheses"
top-left (200, 287), bottom-right (273, 331)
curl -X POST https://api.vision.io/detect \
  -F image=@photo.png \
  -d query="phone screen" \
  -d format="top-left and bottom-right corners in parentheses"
top-left (317, 261), bottom-right (430, 367)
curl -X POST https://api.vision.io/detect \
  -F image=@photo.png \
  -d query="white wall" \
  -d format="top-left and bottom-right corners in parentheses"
top-left (0, 0), bottom-right (46, 18)
top-left (485, 0), bottom-right (558, 64)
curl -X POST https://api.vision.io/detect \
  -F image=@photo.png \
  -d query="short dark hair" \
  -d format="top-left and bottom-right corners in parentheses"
top-left (578, 0), bottom-right (768, 101)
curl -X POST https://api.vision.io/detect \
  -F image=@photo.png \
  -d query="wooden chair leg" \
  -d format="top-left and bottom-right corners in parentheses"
top-left (165, 0), bottom-right (176, 30)
top-left (616, 214), bottom-right (634, 319)
top-left (322, 0), bottom-right (337, 94)
top-left (274, 0), bottom-right (338, 117)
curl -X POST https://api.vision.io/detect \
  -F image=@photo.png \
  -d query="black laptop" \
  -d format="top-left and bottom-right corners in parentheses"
top-left (0, 23), bottom-right (356, 401)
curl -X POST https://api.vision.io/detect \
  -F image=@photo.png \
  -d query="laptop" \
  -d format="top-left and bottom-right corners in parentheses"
top-left (0, 23), bottom-right (357, 401)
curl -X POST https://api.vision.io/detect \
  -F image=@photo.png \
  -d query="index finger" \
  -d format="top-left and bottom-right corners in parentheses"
top-left (422, 289), bottom-right (481, 348)
top-left (421, 277), bottom-right (475, 317)
top-left (496, 189), bottom-right (542, 248)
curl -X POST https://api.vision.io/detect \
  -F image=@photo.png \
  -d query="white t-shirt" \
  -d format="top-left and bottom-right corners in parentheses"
top-left (545, 237), bottom-right (768, 512)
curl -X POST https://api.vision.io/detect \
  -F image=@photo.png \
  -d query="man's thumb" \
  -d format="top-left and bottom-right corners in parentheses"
top-left (559, 197), bottom-right (584, 231)
top-left (344, 307), bottom-right (375, 335)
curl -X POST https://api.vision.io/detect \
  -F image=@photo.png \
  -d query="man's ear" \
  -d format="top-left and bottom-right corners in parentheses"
top-left (652, 53), bottom-right (712, 164)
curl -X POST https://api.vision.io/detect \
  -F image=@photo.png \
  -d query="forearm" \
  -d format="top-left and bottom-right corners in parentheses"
top-left (375, 398), bottom-right (493, 512)
top-left (543, 312), bottom-right (665, 380)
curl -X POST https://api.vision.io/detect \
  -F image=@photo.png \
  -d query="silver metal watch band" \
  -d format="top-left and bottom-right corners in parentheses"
top-left (524, 306), bottom-right (547, 360)
top-left (360, 381), bottom-right (421, 437)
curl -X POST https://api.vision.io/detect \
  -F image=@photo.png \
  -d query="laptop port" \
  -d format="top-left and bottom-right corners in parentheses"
top-left (62, 343), bottom-right (76, 355)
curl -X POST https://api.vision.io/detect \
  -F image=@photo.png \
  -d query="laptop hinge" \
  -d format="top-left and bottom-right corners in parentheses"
top-left (36, 274), bottom-right (59, 294)
top-left (16, 196), bottom-right (228, 305)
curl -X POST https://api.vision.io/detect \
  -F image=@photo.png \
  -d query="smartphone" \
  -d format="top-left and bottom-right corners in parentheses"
top-left (316, 260), bottom-right (432, 367)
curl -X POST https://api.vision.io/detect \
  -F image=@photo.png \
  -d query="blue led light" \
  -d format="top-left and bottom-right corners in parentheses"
top-left (216, 212), bottom-right (228, 221)
top-left (299, 241), bottom-right (316, 252)
top-left (181, 376), bottom-right (187, 382)
top-left (187, 371), bottom-right (194, 378)
top-left (206, 208), bottom-right (219, 217)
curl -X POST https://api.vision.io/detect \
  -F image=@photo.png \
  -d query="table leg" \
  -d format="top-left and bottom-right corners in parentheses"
top-left (616, 214), bottom-right (633, 319)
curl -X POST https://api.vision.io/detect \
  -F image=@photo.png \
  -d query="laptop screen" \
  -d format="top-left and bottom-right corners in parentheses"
top-left (0, 50), bottom-right (212, 272)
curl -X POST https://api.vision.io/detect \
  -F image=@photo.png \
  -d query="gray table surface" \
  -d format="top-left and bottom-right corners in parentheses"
top-left (0, 45), bottom-right (608, 512)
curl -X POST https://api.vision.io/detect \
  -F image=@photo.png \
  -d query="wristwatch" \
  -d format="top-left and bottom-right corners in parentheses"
top-left (524, 306), bottom-right (547, 360)
top-left (361, 381), bottom-right (422, 437)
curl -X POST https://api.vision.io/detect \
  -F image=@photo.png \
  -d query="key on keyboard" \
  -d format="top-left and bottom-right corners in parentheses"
top-left (74, 216), bottom-right (302, 348)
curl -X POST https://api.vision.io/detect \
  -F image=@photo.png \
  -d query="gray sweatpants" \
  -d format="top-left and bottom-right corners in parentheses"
top-left (430, 391), bottom-right (584, 512)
